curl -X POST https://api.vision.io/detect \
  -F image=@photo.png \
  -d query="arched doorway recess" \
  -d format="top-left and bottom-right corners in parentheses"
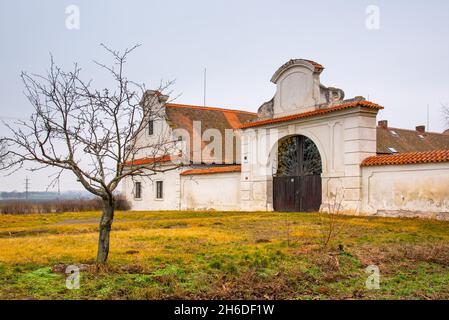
top-left (273, 135), bottom-right (322, 212)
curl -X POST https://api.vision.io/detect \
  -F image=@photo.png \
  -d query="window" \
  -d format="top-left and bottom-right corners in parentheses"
top-left (148, 120), bottom-right (154, 135)
top-left (156, 181), bottom-right (163, 199)
top-left (134, 182), bottom-right (142, 199)
top-left (390, 130), bottom-right (399, 137)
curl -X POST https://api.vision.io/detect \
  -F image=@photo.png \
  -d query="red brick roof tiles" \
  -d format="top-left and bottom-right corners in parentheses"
top-left (165, 103), bottom-right (256, 116)
top-left (124, 155), bottom-right (172, 166)
top-left (239, 100), bottom-right (384, 129)
top-left (180, 165), bottom-right (241, 176)
top-left (361, 150), bottom-right (449, 167)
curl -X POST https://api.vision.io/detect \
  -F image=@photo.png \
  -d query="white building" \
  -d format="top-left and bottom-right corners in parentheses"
top-left (123, 59), bottom-right (449, 219)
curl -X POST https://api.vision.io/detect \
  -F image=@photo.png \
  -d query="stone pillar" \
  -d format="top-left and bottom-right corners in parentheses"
top-left (339, 111), bottom-right (378, 213)
top-left (240, 128), bottom-right (276, 211)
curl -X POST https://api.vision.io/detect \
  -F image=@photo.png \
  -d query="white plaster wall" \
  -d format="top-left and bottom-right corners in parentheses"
top-left (133, 116), bottom-right (175, 159)
top-left (361, 163), bottom-right (449, 218)
top-left (273, 63), bottom-right (319, 117)
top-left (240, 108), bottom-right (379, 213)
top-left (180, 172), bottom-right (241, 211)
top-left (123, 168), bottom-right (181, 211)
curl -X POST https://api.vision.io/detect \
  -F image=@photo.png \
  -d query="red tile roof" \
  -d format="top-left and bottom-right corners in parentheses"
top-left (377, 126), bottom-right (449, 154)
top-left (304, 59), bottom-right (325, 72)
top-left (361, 150), bottom-right (449, 167)
top-left (239, 100), bottom-right (384, 129)
top-left (166, 103), bottom-right (256, 116)
top-left (124, 155), bottom-right (173, 166)
top-left (180, 165), bottom-right (241, 176)
top-left (165, 103), bottom-right (257, 164)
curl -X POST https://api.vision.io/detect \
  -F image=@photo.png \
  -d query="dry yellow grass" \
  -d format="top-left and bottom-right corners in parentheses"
top-left (1, 210), bottom-right (449, 299)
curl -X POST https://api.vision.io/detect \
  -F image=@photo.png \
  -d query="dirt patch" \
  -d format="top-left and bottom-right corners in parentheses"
top-left (352, 243), bottom-right (449, 267)
top-left (177, 270), bottom-right (318, 300)
top-left (162, 222), bottom-right (188, 229)
top-left (0, 228), bottom-right (96, 238)
top-left (51, 263), bottom-right (92, 273)
top-left (57, 218), bottom-right (100, 225)
top-left (0, 229), bottom-right (51, 238)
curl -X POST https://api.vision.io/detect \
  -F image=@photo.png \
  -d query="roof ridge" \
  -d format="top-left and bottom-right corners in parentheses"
top-left (361, 149), bottom-right (449, 167)
top-left (378, 126), bottom-right (448, 136)
top-left (239, 100), bottom-right (383, 129)
top-left (165, 103), bottom-right (257, 116)
top-left (181, 164), bottom-right (241, 176)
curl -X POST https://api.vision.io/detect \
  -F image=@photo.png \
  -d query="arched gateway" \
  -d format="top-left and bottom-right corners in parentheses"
top-left (123, 58), bottom-right (449, 218)
top-left (273, 135), bottom-right (322, 212)
top-left (239, 59), bottom-right (382, 213)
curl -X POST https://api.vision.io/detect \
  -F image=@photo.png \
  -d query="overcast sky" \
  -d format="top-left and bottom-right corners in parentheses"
top-left (1, 0), bottom-right (449, 192)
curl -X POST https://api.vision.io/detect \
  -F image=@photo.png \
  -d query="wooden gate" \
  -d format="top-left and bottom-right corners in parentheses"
top-left (273, 175), bottom-right (321, 212)
top-left (273, 135), bottom-right (322, 212)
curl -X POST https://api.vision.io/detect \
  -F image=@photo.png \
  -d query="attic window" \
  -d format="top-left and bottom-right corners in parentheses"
top-left (148, 120), bottom-right (154, 135)
top-left (388, 147), bottom-right (398, 154)
top-left (418, 134), bottom-right (425, 139)
top-left (390, 130), bottom-right (399, 137)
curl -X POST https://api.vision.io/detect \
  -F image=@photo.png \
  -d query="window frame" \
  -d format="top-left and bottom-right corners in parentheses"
top-left (134, 181), bottom-right (142, 200)
top-left (148, 120), bottom-right (154, 136)
top-left (155, 180), bottom-right (164, 200)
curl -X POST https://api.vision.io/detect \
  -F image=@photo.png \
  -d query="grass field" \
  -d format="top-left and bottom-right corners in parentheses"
top-left (0, 210), bottom-right (448, 300)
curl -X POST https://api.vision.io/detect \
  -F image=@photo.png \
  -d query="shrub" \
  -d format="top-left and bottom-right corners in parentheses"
top-left (0, 195), bottom-right (130, 214)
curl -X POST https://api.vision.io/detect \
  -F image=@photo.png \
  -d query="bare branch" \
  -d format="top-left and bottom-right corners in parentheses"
top-left (1, 44), bottom-right (180, 263)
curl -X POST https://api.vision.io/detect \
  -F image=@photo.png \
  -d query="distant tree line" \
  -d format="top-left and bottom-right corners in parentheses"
top-left (0, 196), bottom-right (130, 214)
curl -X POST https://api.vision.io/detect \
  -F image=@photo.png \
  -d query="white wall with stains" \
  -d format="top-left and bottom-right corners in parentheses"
top-left (361, 162), bottom-right (449, 219)
top-left (239, 108), bottom-right (379, 213)
top-left (180, 172), bottom-right (241, 211)
top-left (123, 168), bottom-right (181, 211)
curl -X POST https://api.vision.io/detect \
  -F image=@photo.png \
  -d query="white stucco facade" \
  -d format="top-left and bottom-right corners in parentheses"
top-left (123, 168), bottom-right (182, 211)
top-left (123, 59), bottom-right (449, 219)
top-left (123, 168), bottom-right (241, 212)
top-left (361, 162), bottom-right (449, 220)
top-left (180, 172), bottom-right (241, 211)
top-left (239, 108), bottom-right (378, 214)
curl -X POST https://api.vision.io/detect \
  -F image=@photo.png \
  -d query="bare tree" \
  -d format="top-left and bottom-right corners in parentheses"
top-left (319, 187), bottom-right (344, 250)
top-left (0, 139), bottom-right (7, 167)
top-left (1, 44), bottom-right (180, 263)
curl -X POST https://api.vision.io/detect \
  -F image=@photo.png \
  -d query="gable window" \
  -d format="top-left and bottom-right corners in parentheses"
top-left (134, 182), bottom-right (142, 199)
top-left (156, 181), bottom-right (163, 199)
top-left (148, 120), bottom-right (154, 135)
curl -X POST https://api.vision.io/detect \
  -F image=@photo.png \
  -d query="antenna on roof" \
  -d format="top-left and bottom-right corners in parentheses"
top-left (203, 67), bottom-right (207, 107)
top-left (203, 68), bottom-right (207, 107)
top-left (427, 104), bottom-right (430, 131)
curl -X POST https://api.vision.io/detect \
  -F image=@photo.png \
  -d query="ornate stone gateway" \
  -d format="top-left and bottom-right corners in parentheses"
top-left (273, 135), bottom-right (322, 212)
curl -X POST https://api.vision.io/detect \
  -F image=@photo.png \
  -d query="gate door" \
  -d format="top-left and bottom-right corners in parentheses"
top-left (273, 136), bottom-right (322, 212)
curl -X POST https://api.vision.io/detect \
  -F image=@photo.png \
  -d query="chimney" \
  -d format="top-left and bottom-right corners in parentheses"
top-left (378, 120), bottom-right (388, 128)
top-left (416, 125), bottom-right (425, 133)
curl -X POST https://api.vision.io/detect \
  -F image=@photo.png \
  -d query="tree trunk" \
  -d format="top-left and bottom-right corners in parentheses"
top-left (96, 197), bottom-right (115, 264)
